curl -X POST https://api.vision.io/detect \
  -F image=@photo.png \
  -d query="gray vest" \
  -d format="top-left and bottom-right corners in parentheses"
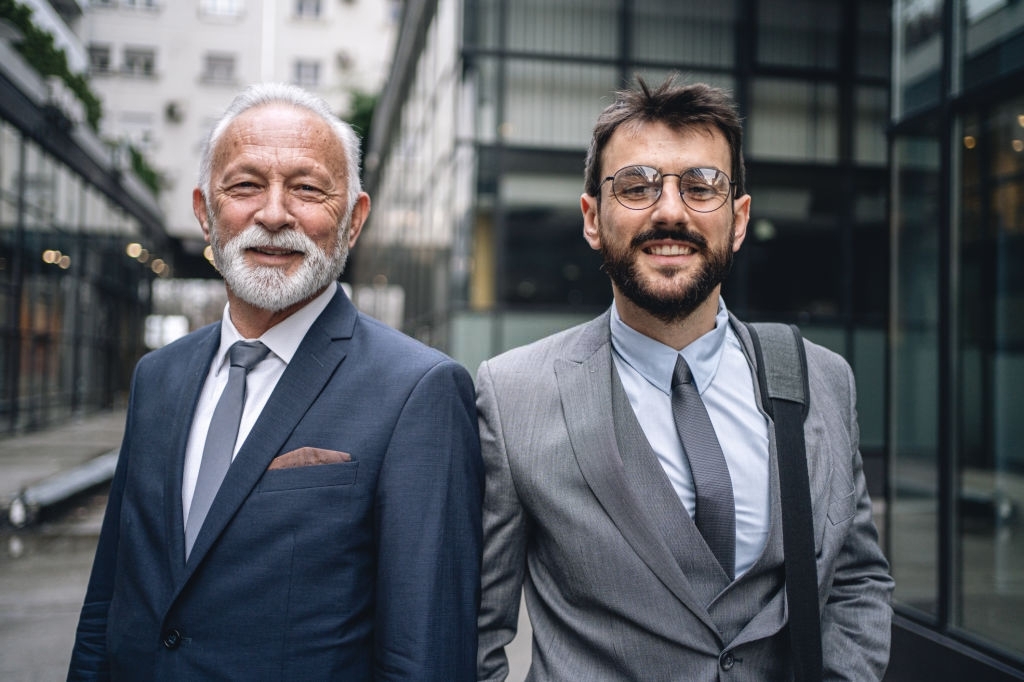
top-left (610, 365), bottom-right (788, 647)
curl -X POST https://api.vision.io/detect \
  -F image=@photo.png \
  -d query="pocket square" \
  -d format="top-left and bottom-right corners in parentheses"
top-left (268, 447), bottom-right (352, 470)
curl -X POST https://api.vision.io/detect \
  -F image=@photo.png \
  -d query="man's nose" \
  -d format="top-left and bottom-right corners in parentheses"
top-left (650, 176), bottom-right (690, 223)
top-left (254, 185), bottom-right (294, 231)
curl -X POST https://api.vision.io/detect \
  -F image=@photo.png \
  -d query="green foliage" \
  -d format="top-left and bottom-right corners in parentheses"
top-left (1, 0), bottom-right (103, 130)
top-left (128, 145), bottom-right (162, 196)
top-left (346, 90), bottom-right (377, 174)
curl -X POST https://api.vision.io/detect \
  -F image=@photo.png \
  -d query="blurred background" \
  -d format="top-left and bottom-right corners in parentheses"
top-left (0, 0), bottom-right (1022, 679)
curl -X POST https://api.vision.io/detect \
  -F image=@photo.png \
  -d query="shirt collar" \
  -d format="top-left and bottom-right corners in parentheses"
top-left (214, 282), bottom-right (338, 374)
top-left (609, 297), bottom-right (730, 395)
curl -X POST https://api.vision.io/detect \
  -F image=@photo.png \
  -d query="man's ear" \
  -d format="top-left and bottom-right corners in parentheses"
top-left (193, 188), bottom-right (211, 242)
top-left (581, 193), bottom-right (602, 251)
top-left (346, 192), bottom-right (371, 248)
top-left (731, 193), bottom-right (751, 253)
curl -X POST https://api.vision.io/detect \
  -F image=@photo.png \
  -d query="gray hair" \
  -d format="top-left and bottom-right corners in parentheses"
top-left (198, 83), bottom-right (363, 210)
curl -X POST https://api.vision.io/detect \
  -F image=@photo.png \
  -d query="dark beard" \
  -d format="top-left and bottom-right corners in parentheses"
top-left (600, 227), bottom-right (733, 324)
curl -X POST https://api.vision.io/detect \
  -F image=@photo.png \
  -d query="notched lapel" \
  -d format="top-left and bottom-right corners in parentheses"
top-left (164, 328), bottom-right (220, 583)
top-left (554, 325), bottom-right (718, 634)
top-left (181, 291), bottom-right (354, 574)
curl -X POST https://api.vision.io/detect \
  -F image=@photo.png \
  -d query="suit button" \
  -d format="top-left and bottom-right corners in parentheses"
top-left (162, 629), bottom-right (182, 649)
top-left (719, 651), bottom-right (735, 671)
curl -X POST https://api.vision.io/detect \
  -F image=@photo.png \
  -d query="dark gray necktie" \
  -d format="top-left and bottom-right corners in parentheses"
top-left (185, 340), bottom-right (270, 558)
top-left (671, 355), bottom-right (736, 580)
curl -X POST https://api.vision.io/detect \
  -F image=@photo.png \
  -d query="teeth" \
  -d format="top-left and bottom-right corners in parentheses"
top-left (648, 244), bottom-right (694, 256)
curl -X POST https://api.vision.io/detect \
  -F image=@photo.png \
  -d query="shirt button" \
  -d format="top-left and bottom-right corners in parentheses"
top-left (720, 651), bottom-right (735, 670)
top-left (162, 628), bottom-right (182, 649)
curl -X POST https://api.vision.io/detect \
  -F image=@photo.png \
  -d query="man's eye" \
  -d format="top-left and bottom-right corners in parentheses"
top-left (619, 182), bottom-right (657, 196)
top-left (683, 184), bottom-right (716, 199)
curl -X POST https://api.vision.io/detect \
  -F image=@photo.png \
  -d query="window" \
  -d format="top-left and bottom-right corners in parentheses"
top-left (122, 48), bottom-right (156, 77)
top-left (294, 0), bottom-right (321, 18)
top-left (293, 60), bottom-right (321, 87)
top-left (956, 96), bottom-right (1024, 655)
top-left (202, 53), bottom-right (236, 83)
top-left (88, 45), bottom-right (112, 74)
top-left (200, 0), bottom-right (243, 16)
top-left (123, 0), bottom-right (159, 8)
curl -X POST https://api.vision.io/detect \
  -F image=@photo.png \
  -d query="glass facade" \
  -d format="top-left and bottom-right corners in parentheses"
top-left (356, 0), bottom-right (892, 399)
top-left (888, 0), bottom-right (1024, 676)
top-left (358, 0), bottom-right (1024, 676)
top-left (0, 60), bottom-right (166, 435)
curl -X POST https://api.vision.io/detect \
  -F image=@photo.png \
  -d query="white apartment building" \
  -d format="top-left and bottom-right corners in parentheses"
top-left (82, 0), bottom-right (398, 259)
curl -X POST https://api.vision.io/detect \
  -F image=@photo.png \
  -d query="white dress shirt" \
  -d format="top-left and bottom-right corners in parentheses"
top-left (181, 282), bottom-right (337, 526)
top-left (610, 299), bottom-right (771, 577)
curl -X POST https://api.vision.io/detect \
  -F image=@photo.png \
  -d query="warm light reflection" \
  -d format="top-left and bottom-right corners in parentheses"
top-left (137, 248), bottom-right (150, 263)
top-left (963, 135), bottom-right (976, 149)
top-left (1013, 139), bottom-right (1024, 153)
top-left (58, 255), bottom-right (71, 269)
top-left (42, 249), bottom-right (60, 264)
top-left (203, 245), bottom-right (215, 262)
top-left (151, 259), bottom-right (166, 275)
top-left (126, 242), bottom-right (143, 258)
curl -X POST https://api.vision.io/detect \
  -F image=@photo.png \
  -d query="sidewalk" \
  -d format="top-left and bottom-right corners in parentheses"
top-left (0, 409), bottom-right (126, 526)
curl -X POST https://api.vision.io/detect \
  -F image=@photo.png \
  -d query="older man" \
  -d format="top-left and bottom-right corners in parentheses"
top-left (69, 83), bottom-right (482, 680)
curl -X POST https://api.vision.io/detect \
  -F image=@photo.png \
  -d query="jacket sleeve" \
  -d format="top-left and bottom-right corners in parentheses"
top-left (372, 358), bottom-right (483, 681)
top-left (67, 374), bottom-right (139, 680)
top-left (475, 360), bottom-right (530, 682)
top-left (820, 358), bottom-right (895, 681)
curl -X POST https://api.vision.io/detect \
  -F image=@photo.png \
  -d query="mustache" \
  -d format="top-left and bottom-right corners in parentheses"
top-left (629, 227), bottom-right (709, 251)
top-left (221, 225), bottom-right (316, 253)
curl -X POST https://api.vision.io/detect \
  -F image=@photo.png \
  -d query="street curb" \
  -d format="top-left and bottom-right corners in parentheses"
top-left (6, 449), bottom-right (119, 528)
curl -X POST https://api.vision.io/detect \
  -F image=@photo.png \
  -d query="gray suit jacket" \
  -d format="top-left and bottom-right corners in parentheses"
top-left (476, 310), bottom-right (893, 681)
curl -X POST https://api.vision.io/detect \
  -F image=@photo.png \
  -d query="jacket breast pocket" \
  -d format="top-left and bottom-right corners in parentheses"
top-left (257, 461), bottom-right (359, 493)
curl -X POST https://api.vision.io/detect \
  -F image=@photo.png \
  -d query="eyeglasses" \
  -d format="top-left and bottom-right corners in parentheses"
top-left (600, 165), bottom-right (735, 212)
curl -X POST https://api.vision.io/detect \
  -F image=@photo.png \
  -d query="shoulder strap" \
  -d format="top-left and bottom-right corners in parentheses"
top-left (745, 322), bottom-right (822, 682)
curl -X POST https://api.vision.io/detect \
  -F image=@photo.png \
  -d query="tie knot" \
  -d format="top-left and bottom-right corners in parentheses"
top-left (228, 340), bottom-right (270, 371)
top-left (671, 355), bottom-right (694, 390)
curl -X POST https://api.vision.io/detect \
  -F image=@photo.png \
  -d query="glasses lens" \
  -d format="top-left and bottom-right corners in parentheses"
top-left (611, 166), bottom-right (662, 209)
top-left (679, 168), bottom-right (731, 212)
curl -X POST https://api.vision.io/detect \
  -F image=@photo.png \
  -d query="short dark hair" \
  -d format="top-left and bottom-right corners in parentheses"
top-left (583, 75), bottom-right (746, 201)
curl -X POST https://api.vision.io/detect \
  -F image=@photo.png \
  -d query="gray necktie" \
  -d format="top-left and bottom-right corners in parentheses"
top-left (671, 355), bottom-right (736, 580)
top-left (185, 340), bottom-right (270, 558)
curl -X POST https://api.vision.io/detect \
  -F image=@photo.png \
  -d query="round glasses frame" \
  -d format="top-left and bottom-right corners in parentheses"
top-left (600, 165), bottom-right (736, 213)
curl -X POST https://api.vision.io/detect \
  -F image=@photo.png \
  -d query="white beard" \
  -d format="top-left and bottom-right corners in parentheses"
top-left (210, 216), bottom-right (350, 312)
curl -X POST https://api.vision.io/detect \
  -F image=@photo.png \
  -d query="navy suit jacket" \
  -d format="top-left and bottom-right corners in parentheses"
top-left (69, 289), bottom-right (483, 680)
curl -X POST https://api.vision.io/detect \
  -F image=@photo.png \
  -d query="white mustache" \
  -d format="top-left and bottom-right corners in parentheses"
top-left (225, 226), bottom-right (317, 254)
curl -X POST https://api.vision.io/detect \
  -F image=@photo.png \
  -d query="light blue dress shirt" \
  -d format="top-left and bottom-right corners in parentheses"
top-left (610, 299), bottom-right (770, 578)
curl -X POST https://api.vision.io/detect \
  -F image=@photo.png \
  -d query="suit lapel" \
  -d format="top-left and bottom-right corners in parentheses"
top-left (554, 312), bottom-right (719, 634)
top-left (163, 326), bottom-right (220, 585)
top-left (180, 289), bottom-right (356, 575)
top-left (610, 368), bottom-right (732, 603)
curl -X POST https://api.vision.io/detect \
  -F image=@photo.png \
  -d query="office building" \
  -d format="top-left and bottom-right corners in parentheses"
top-left (887, 1), bottom-right (1024, 678)
top-left (1, 0), bottom-right (168, 432)
top-left (356, 0), bottom-right (1024, 678)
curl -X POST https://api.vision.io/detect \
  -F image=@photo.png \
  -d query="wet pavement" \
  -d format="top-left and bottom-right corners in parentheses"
top-left (0, 487), bottom-right (108, 680)
top-left (0, 409), bottom-right (123, 681)
top-left (0, 407), bottom-right (536, 680)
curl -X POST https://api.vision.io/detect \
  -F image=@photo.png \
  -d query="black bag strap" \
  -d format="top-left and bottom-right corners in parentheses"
top-left (745, 322), bottom-right (822, 682)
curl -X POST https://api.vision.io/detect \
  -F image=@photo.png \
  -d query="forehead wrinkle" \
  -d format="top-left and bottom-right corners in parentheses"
top-left (212, 112), bottom-right (346, 187)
